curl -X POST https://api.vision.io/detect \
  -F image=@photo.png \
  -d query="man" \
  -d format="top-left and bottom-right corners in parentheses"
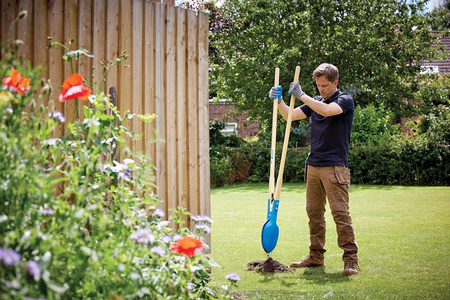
top-left (269, 63), bottom-right (359, 276)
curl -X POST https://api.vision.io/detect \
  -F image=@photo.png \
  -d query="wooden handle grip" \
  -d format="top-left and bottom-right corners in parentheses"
top-left (274, 66), bottom-right (300, 200)
top-left (269, 68), bottom-right (280, 198)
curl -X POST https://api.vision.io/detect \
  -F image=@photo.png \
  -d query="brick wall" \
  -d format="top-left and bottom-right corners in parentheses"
top-left (209, 102), bottom-right (260, 138)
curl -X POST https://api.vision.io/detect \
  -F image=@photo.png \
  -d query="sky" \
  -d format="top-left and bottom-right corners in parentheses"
top-left (426, 0), bottom-right (444, 11)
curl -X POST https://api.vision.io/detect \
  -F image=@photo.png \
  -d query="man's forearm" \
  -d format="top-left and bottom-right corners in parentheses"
top-left (299, 94), bottom-right (335, 117)
top-left (277, 99), bottom-right (290, 120)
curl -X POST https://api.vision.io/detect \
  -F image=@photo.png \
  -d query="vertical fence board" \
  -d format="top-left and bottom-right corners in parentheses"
top-left (144, 1), bottom-right (156, 166)
top-left (1, 0), bottom-right (16, 48)
top-left (165, 6), bottom-right (178, 223)
top-left (119, 0), bottom-right (132, 147)
top-left (0, 1), bottom-right (5, 46)
top-left (0, 0), bottom-right (211, 244)
top-left (187, 11), bottom-right (199, 219)
top-left (198, 11), bottom-right (210, 217)
top-left (33, 0), bottom-right (48, 79)
top-left (154, 3), bottom-right (167, 213)
top-left (78, 0), bottom-right (93, 88)
top-left (106, 0), bottom-right (119, 91)
top-left (63, 0), bottom-right (79, 124)
top-left (176, 7), bottom-right (189, 221)
top-left (132, 0), bottom-right (144, 154)
top-left (17, 0), bottom-right (33, 61)
top-left (93, 0), bottom-right (106, 89)
top-left (47, 0), bottom-right (64, 136)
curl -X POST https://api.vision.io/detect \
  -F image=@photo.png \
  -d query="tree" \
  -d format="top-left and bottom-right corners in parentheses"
top-left (209, 0), bottom-right (440, 129)
top-left (430, 0), bottom-right (450, 30)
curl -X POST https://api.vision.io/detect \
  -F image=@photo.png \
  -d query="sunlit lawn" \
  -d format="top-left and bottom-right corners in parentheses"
top-left (209, 183), bottom-right (450, 299)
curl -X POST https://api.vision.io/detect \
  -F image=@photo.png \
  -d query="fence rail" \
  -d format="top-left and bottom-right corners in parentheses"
top-left (0, 0), bottom-right (210, 231)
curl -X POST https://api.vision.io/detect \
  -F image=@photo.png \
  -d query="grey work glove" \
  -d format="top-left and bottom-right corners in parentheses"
top-left (289, 82), bottom-right (305, 99)
top-left (269, 86), bottom-right (283, 104)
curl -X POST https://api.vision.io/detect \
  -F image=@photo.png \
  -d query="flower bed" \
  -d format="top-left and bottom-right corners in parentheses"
top-left (0, 12), bottom-right (238, 300)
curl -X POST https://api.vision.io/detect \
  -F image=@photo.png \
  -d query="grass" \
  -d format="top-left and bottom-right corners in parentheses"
top-left (209, 183), bottom-right (450, 299)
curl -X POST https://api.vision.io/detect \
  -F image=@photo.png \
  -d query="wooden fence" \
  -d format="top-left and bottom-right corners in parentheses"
top-left (0, 0), bottom-right (210, 231)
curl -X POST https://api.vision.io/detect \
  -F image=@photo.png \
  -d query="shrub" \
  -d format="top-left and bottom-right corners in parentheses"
top-left (351, 103), bottom-right (401, 146)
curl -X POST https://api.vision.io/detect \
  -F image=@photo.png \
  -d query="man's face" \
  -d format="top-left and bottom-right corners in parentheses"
top-left (315, 75), bottom-right (338, 100)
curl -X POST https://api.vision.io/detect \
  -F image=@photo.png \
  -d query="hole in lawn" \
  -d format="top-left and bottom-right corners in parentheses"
top-left (247, 257), bottom-right (292, 273)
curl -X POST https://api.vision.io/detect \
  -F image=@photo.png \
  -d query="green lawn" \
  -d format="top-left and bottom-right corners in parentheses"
top-left (209, 183), bottom-right (450, 299)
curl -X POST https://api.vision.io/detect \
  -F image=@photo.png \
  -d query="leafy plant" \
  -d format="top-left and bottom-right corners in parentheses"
top-left (0, 12), bottom-right (236, 300)
top-left (351, 103), bottom-right (402, 146)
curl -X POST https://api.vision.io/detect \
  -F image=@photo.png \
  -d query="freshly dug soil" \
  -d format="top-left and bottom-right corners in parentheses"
top-left (247, 257), bottom-right (292, 273)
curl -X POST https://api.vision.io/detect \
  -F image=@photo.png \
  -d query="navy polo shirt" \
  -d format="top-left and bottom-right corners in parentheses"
top-left (300, 90), bottom-right (354, 167)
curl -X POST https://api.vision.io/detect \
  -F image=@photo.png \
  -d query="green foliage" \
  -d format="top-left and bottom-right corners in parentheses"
top-left (210, 138), bottom-right (449, 187)
top-left (414, 74), bottom-right (450, 115)
top-left (411, 104), bottom-right (450, 145)
top-left (210, 0), bottom-right (438, 125)
top-left (0, 16), bottom-right (235, 299)
top-left (351, 104), bottom-right (402, 146)
top-left (429, 0), bottom-right (450, 30)
top-left (349, 134), bottom-right (450, 185)
top-left (209, 120), bottom-right (243, 148)
top-left (210, 143), bottom-right (309, 188)
top-left (210, 156), bottom-right (234, 187)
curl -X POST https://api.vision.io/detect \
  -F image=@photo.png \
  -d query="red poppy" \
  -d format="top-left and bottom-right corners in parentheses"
top-left (170, 236), bottom-right (204, 257)
top-left (59, 73), bottom-right (91, 103)
top-left (2, 69), bottom-right (31, 95)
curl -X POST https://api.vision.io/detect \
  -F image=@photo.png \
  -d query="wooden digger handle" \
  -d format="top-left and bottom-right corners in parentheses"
top-left (268, 68), bottom-right (280, 199)
top-left (274, 66), bottom-right (300, 200)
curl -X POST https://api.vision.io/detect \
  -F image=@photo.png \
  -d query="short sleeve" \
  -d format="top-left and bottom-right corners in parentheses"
top-left (335, 94), bottom-right (354, 114)
top-left (300, 104), bottom-right (312, 117)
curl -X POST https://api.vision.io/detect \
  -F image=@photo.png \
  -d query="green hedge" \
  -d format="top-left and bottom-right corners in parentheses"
top-left (349, 140), bottom-right (450, 186)
top-left (210, 141), bottom-right (450, 187)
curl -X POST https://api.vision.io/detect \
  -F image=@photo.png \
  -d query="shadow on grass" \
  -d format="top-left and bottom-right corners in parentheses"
top-left (301, 266), bottom-right (350, 284)
top-left (255, 266), bottom-right (350, 287)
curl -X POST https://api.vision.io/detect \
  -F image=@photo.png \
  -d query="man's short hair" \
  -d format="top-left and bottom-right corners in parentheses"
top-left (313, 63), bottom-right (339, 82)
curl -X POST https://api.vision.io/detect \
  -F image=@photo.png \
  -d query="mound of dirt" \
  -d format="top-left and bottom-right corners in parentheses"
top-left (247, 257), bottom-right (292, 273)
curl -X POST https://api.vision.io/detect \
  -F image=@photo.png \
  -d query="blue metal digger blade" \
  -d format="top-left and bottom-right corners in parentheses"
top-left (261, 199), bottom-right (280, 253)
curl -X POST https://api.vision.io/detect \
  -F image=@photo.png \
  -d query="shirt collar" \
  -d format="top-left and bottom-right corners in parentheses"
top-left (320, 90), bottom-right (341, 103)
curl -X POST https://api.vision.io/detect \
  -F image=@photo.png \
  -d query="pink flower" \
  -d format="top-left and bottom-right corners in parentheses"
top-left (59, 73), bottom-right (91, 102)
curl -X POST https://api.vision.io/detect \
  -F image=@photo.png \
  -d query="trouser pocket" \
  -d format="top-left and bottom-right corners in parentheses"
top-left (335, 166), bottom-right (350, 185)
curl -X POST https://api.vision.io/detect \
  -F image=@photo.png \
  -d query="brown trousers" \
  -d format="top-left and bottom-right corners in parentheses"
top-left (305, 165), bottom-right (358, 263)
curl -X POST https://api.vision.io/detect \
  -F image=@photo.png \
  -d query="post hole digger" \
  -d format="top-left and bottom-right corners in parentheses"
top-left (261, 66), bottom-right (300, 254)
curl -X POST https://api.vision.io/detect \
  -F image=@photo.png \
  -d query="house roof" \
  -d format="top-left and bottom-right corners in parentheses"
top-left (421, 32), bottom-right (450, 75)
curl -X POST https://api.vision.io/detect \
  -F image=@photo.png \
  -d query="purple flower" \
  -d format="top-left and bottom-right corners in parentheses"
top-left (112, 160), bottom-right (134, 182)
top-left (153, 208), bottom-right (165, 219)
top-left (172, 234), bottom-right (182, 242)
top-left (191, 215), bottom-right (213, 224)
top-left (162, 235), bottom-right (172, 244)
top-left (225, 272), bottom-right (241, 283)
top-left (150, 246), bottom-right (165, 256)
top-left (195, 223), bottom-right (211, 235)
top-left (26, 260), bottom-right (41, 280)
top-left (48, 110), bottom-right (65, 123)
top-left (0, 248), bottom-right (21, 266)
top-left (40, 208), bottom-right (54, 216)
top-left (129, 228), bottom-right (154, 244)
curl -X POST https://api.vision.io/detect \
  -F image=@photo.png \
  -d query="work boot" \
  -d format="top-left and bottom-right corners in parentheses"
top-left (290, 256), bottom-right (324, 268)
top-left (343, 261), bottom-right (359, 276)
